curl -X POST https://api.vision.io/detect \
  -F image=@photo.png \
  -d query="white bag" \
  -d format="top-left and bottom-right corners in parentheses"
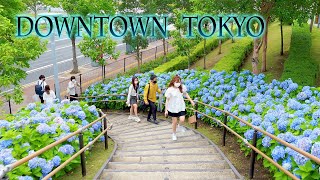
top-left (33, 94), bottom-right (40, 102)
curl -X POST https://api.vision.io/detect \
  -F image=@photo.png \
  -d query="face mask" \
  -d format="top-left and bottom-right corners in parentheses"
top-left (134, 81), bottom-right (138, 84)
top-left (153, 81), bottom-right (157, 84)
top-left (174, 83), bottom-right (181, 88)
top-left (43, 79), bottom-right (45, 81)
top-left (72, 79), bottom-right (76, 82)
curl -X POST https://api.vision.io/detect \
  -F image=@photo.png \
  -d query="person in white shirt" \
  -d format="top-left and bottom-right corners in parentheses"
top-left (165, 75), bottom-right (195, 141)
top-left (126, 76), bottom-right (141, 122)
top-left (67, 76), bottom-right (80, 101)
top-left (43, 85), bottom-right (56, 104)
top-left (36, 75), bottom-right (47, 104)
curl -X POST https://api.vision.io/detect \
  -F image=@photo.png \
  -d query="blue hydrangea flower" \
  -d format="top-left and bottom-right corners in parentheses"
top-left (51, 156), bottom-right (61, 167)
top-left (244, 129), bottom-right (254, 141)
top-left (0, 140), bottom-right (13, 149)
top-left (58, 144), bottom-right (75, 155)
top-left (282, 157), bottom-right (292, 171)
top-left (311, 142), bottom-right (320, 159)
top-left (76, 111), bottom-right (86, 120)
top-left (18, 176), bottom-right (33, 180)
top-left (42, 160), bottom-right (54, 175)
top-left (293, 152), bottom-right (309, 166)
top-left (28, 157), bottom-right (46, 169)
top-left (26, 103), bottom-right (36, 110)
top-left (262, 136), bottom-right (272, 147)
top-left (271, 146), bottom-right (285, 162)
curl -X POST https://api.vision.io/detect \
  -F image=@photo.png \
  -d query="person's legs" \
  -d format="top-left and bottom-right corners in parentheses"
top-left (147, 101), bottom-right (152, 120)
top-left (133, 104), bottom-right (140, 122)
top-left (150, 101), bottom-right (158, 123)
top-left (177, 116), bottom-right (186, 132)
top-left (39, 96), bottom-right (44, 104)
top-left (172, 117), bottom-right (178, 140)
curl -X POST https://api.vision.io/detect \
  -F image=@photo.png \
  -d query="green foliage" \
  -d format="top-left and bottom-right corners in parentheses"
top-left (0, 6), bottom-right (46, 104)
top-left (281, 25), bottom-right (318, 86)
top-left (213, 37), bottom-right (253, 72)
top-left (154, 37), bottom-right (221, 73)
top-left (79, 23), bottom-right (120, 66)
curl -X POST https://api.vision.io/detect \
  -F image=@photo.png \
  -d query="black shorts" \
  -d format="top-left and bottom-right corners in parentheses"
top-left (168, 111), bottom-right (186, 117)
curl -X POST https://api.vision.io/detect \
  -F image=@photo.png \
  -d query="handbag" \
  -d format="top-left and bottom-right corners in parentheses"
top-left (140, 83), bottom-right (150, 111)
top-left (188, 115), bottom-right (197, 124)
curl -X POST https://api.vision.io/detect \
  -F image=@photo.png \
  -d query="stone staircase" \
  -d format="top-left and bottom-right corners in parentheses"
top-left (95, 113), bottom-right (243, 180)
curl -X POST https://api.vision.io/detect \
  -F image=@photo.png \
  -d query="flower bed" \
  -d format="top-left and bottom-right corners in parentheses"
top-left (0, 100), bottom-right (103, 179)
top-left (85, 69), bottom-right (320, 179)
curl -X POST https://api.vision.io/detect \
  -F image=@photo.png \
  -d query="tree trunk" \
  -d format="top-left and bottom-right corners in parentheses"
top-left (204, 39), bottom-right (207, 69)
top-left (252, 38), bottom-right (261, 74)
top-left (318, 15), bottom-right (320, 28)
top-left (310, 16), bottom-right (314, 32)
top-left (231, 21), bottom-right (235, 43)
top-left (218, 39), bottom-right (222, 54)
top-left (162, 38), bottom-right (167, 62)
top-left (280, 19), bottom-right (284, 55)
top-left (261, 17), bottom-right (269, 72)
top-left (71, 38), bottom-right (79, 74)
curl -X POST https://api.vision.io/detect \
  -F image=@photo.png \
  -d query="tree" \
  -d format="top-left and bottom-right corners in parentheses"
top-left (59, 0), bottom-right (116, 74)
top-left (141, 0), bottom-right (174, 62)
top-left (0, 6), bottom-right (46, 106)
top-left (123, 31), bottom-right (148, 73)
top-left (79, 24), bottom-right (120, 67)
top-left (22, 0), bottom-right (58, 17)
top-left (171, 9), bottom-right (200, 69)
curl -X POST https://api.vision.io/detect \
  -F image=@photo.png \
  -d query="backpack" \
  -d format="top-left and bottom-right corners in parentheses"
top-left (35, 81), bottom-right (43, 96)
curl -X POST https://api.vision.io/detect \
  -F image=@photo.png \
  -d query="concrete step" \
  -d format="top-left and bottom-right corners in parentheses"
top-left (114, 146), bottom-right (217, 156)
top-left (108, 121), bottom-right (168, 132)
top-left (109, 124), bottom-right (172, 136)
top-left (119, 140), bottom-right (210, 151)
top-left (113, 130), bottom-right (196, 143)
top-left (115, 128), bottom-right (184, 140)
top-left (112, 153), bottom-right (224, 163)
top-left (100, 169), bottom-right (237, 180)
top-left (115, 124), bottom-right (174, 136)
top-left (117, 134), bottom-right (203, 146)
top-left (107, 161), bottom-right (229, 170)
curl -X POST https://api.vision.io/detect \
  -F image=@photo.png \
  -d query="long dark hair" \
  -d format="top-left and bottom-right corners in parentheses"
top-left (131, 76), bottom-right (139, 91)
top-left (45, 85), bottom-right (50, 95)
top-left (168, 75), bottom-right (182, 93)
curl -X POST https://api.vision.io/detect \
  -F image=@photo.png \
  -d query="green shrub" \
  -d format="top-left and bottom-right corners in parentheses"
top-left (213, 37), bottom-right (253, 72)
top-left (280, 25), bottom-right (318, 86)
top-left (154, 37), bottom-right (222, 73)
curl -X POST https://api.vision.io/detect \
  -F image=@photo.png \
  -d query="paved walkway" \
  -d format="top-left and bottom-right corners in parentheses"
top-left (95, 113), bottom-right (242, 180)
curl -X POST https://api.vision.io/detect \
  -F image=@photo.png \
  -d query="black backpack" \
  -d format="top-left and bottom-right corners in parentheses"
top-left (35, 81), bottom-right (44, 96)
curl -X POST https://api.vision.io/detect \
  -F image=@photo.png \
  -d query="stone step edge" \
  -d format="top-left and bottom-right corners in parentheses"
top-left (115, 145), bottom-right (215, 153)
top-left (108, 160), bottom-right (227, 165)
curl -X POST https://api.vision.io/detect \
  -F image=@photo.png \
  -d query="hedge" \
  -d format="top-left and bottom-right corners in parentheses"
top-left (213, 37), bottom-right (253, 72)
top-left (154, 37), bottom-right (222, 73)
top-left (280, 25), bottom-right (318, 86)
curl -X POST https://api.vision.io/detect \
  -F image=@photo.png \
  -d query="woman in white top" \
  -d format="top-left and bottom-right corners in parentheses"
top-left (43, 85), bottom-right (56, 104)
top-left (165, 75), bottom-right (195, 141)
top-left (67, 76), bottom-right (80, 101)
top-left (126, 76), bottom-right (141, 122)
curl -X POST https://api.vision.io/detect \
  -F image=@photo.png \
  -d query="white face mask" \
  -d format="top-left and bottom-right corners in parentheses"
top-left (174, 83), bottom-right (181, 88)
top-left (72, 79), bottom-right (76, 82)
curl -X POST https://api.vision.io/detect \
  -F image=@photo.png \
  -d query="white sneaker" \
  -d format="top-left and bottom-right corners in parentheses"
top-left (172, 133), bottom-right (177, 141)
top-left (176, 124), bottom-right (186, 132)
top-left (134, 117), bottom-right (141, 122)
top-left (128, 115), bottom-right (133, 120)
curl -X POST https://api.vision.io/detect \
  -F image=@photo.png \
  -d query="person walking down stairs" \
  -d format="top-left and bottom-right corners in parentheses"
top-left (165, 75), bottom-right (195, 141)
top-left (144, 74), bottom-right (162, 124)
top-left (126, 76), bottom-right (141, 122)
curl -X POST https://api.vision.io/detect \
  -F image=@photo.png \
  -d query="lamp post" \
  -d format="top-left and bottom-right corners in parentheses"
top-left (50, 29), bottom-right (61, 100)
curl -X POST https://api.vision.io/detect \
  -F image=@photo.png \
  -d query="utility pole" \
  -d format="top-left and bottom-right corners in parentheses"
top-left (51, 29), bottom-right (61, 100)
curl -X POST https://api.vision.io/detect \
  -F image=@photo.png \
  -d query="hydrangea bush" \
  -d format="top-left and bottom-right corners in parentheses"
top-left (0, 100), bottom-right (103, 179)
top-left (85, 69), bottom-right (320, 179)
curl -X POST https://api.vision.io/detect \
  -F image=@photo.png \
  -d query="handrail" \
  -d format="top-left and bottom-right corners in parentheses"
top-left (73, 93), bottom-right (320, 179)
top-left (194, 100), bottom-right (320, 165)
top-left (43, 111), bottom-right (108, 180)
top-left (187, 107), bottom-right (298, 180)
top-left (0, 113), bottom-right (107, 179)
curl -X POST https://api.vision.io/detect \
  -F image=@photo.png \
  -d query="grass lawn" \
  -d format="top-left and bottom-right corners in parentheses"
top-left (241, 22), bottom-right (292, 82)
top-left (311, 27), bottom-right (320, 86)
top-left (191, 39), bottom-right (234, 70)
top-left (59, 140), bottom-right (114, 180)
